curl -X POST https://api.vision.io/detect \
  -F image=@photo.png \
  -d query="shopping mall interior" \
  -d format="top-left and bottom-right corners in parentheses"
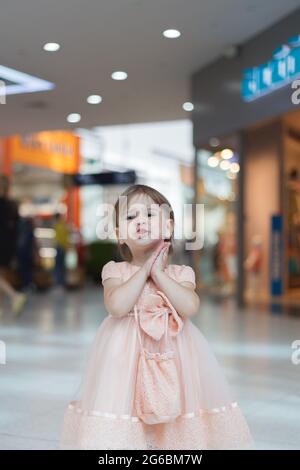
top-left (0, 0), bottom-right (300, 452)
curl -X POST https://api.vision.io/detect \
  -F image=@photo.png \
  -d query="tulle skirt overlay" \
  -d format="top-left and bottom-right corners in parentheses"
top-left (60, 315), bottom-right (254, 450)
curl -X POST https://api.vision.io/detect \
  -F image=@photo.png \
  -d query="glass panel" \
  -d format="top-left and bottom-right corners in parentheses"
top-left (196, 148), bottom-right (239, 296)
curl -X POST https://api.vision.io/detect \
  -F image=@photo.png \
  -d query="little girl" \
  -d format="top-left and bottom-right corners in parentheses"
top-left (60, 184), bottom-right (254, 450)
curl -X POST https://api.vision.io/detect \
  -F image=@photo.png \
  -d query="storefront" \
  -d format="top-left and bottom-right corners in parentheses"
top-left (0, 130), bottom-right (84, 290)
top-left (191, 9), bottom-right (300, 306)
top-left (195, 139), bottom-right (239, 298)
top-left (282, 109), bottom-right (300, 300)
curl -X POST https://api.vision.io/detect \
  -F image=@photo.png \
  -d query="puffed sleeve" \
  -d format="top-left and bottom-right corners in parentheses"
top-left (101, 260), bottom-right (122, 285)
top-left (177, 265), bottom-right (196, 287)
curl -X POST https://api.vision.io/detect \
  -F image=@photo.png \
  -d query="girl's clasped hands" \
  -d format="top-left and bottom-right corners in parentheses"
top-left (143, 240), bottom-right (171, 280)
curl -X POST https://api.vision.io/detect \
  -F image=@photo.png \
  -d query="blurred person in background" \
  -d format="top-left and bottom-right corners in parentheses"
top-left (53, 212), bottom-right (70, 288)
top-left (0, 175), bottom-right (27, 317)
top-left (16, 216), bottom-right (36, 292)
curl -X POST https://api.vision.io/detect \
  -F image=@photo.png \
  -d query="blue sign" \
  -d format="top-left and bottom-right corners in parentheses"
top-left (242, 35), bottom-right (300, 101)
top-left (270, 214), bottom-right (283, 297)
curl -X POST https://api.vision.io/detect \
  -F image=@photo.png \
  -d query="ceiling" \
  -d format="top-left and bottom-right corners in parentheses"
top-left (0, 0), bottom-right (299, 137)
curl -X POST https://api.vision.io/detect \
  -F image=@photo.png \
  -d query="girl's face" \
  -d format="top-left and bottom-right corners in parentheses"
top-left (117, 193), bottom-right (173, 253)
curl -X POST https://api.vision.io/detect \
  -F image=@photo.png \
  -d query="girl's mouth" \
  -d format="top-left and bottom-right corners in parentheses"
top-left (136, 228), bottom-right (148, 235)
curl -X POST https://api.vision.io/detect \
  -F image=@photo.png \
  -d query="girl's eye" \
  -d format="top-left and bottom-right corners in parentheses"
top-left (127, 212), bottom-right (154, 219)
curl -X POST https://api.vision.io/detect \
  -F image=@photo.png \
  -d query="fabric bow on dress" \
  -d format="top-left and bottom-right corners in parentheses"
top-left (137, 290), bottom-right (183, 341)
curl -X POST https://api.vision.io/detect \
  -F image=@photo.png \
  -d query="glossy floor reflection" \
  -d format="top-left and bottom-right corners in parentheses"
top-left (0, 286), bottom-right (299, 450)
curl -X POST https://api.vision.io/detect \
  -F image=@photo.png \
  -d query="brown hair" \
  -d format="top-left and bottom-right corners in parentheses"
top-left (113, 184), bottom-right (175, 262)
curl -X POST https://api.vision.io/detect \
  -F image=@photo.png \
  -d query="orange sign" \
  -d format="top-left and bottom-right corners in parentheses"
top-left (9, 131), bottom-right (80, 174)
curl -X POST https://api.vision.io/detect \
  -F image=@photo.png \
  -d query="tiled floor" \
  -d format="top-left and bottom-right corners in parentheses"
top-left (0, 286), bottom-right (299, 450)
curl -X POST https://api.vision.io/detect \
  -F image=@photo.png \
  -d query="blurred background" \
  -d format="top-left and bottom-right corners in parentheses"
top-left (1, 0), bottom-right (300, 450)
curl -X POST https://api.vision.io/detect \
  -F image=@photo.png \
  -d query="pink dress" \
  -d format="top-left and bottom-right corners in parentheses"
top-left (60, 260), bottom-right (254, 450)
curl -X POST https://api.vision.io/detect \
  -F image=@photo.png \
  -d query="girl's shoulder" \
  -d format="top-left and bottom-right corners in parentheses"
top-left (167, 264), bottom-right (196, 286)
top-left (101, 260), bottom-right (127, 283)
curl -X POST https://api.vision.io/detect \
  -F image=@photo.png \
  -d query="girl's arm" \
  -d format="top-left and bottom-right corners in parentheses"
top-left (150, 245), bottom-right (199, 318)
top-left (103, 242), bottom-right (166, 318)
top-left (103, 266), bottom-right (148, 318)
top-left (151, 270), bottom-right (200, 318)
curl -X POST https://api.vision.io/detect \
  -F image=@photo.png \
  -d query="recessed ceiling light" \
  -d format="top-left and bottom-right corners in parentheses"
top-left (183, 102), bottom-right (194, 112)
top-left (163, 29), bottom-right (181, 39)
top-left (67, 113), bottom-right (81, 123)
top-left (230, 162), bottom-right (240, 173)
top-left (207, 156), bottom-right (219, 168)
top-left (209, 137), bottom-right (220, 147)
top-left (87, 94), bottom-right (102, 104)
top-left (111, 71), bottom-right (128, 80)
top-left (222, 45), bottom-right (239, 59)
top-left (221, 148), bottom-right (234, 159)
top-left (220, 160), bottom-right (231, 171)
top-left (43, 42), bottom-right (61, 52)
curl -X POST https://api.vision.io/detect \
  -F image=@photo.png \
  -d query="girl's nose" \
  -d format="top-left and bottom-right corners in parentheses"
top-left (136, 218), bottom-right (148, 232)
top-left (136, 216), bottom-right (147, 226)
top-left (137, 221), bottom-right (146, 229)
